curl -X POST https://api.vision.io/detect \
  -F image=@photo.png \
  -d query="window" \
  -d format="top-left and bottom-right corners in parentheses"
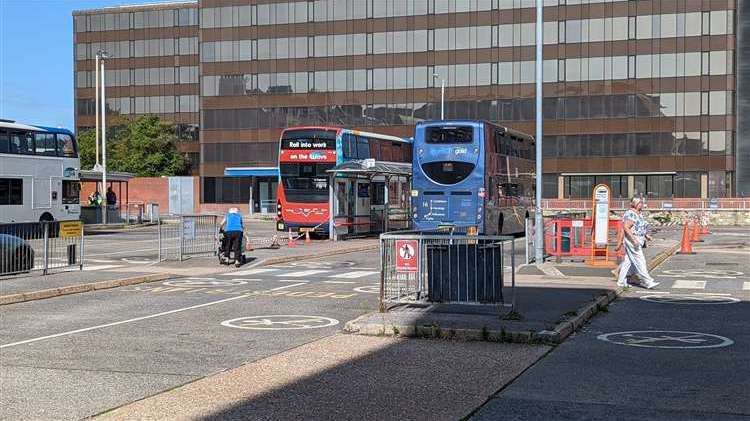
top-left (0, 178), bottom-right (23, 205)
top-left (425, 126), bottom-right (473, 143)
top-left (421, 161), bottom-right (475, 185)
top-left (34, 133), bottom-right (56, 156)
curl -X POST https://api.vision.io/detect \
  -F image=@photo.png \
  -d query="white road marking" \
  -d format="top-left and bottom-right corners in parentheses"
top-left (269, 282), bottom-right (308, 291)
top-left (328, 271), bottom-right (379, 279)
top-left (86, 248), bottom-right (158, 257)
top-left (671, 280), bottom-right (707, 289)
top-left (230, 268), bottom-right (279, 276)
top-left (635, 291), bottom-right (670, 294)
top-left (743, 282), bottom-right (750, 291)
top-left (85, 259), bottom-right (117, 263)
top-left (323, 281), bottom-right (356, 284)
top-left (74, 264), bottom-right (123, 272)
top-left (278, 270), bottom-right (330, 277)
top-left (693, 292), bottom-right (732, 296)
top-left (0, 294), bottom-right (251, 349)
top-left (276, 279), bottom-right (310, 283)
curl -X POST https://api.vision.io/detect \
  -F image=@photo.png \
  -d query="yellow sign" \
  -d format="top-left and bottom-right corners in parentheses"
top-left (59, 220), bottom-right (83, 238)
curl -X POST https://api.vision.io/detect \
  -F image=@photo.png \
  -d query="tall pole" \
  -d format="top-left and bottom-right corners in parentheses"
top-left (94, 53), bottom-right (100, 167)
top-left (534, 0), bottom-right (544, 264)
top-left (100, 57), bottom-right (108, 224)
top-left (441, 79), bottom-right (445, 120)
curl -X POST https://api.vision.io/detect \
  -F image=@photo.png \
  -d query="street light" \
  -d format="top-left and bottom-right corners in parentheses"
top-left (534, 1), bottom-right (544, 264)
top-left (96, 50), bottom-right (109, 224)
top-left (432, 73), bottom-right (445, 120)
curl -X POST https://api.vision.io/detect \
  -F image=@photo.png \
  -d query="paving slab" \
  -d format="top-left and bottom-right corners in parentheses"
top-left (94, 334), bottom-right (550, 421)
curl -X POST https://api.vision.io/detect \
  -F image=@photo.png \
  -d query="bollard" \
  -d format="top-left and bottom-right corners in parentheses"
top-left (287, 228), bottom-right (295, 247)
top-left (678, 221), bottom-right (695, 254)
top-left (305, 230), bottom-right (311, 245)
top-left (43, 222), bottom-right (50, 275)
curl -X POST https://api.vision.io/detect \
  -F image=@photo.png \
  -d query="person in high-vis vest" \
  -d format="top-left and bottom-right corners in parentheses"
top-left (220, 207), bottom-right (244, 267)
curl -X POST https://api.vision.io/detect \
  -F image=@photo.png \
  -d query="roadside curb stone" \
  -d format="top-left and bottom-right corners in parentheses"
top-left (0, 273), bottom-right (169, 306)
top-left (249, 244), bottom-right (378, 268)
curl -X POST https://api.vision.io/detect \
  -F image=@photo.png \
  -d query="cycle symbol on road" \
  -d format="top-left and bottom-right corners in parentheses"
top-left (353, 285), bottom-right (379, 294)
top-left (640, 294), bottom-right (739, 305)
top-left (221, 315), bottom-right (340, 330)
top-left (164, 278), bottom-right (248, 288)
top-left (659, 270), bottom-right (744, 279)
top-left (597, 330), bottom-right (734, 349)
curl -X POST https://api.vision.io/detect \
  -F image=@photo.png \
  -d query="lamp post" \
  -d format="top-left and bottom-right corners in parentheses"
top-left (97, 50), bottom-right (109, 224)
top-left (432, 73), bottom-right (445, 120)
top-left (534, 1), bottom-right (544, 264)
top-left (94, 53), bottom-right (100, 168)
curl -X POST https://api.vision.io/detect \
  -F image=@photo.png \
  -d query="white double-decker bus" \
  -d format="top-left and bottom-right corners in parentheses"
top-left (0, 120), bottom-right (81, 223)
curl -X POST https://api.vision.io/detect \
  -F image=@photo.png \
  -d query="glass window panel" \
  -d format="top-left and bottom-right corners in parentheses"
top-left (710, 11), bottom-right (728, 35)
top-left (709, 91), bottom-right (727, 115)
top-left (709, 51), bottom-right (728, 75)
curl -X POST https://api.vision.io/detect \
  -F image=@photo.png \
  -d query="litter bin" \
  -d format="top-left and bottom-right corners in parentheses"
top-left (425, 242), bottom-right (503, 303)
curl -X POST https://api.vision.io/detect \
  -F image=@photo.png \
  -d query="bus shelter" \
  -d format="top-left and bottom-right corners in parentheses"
top-left (326, 159), bottom-right (412, 240)
top-left (79, 170), bottom-right (134, 224)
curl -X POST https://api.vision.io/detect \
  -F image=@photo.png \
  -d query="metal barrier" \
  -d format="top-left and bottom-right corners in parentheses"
top-left (158, 215), bottom-right (218, 261)
top-left (379, 233), bottom-right (516, 311)
top-left (543, 218), bottom-right (624, 262)
top-left (0, 221), bottom-right (84, 276)
top-left (124, 202), bottom-right (145, 225)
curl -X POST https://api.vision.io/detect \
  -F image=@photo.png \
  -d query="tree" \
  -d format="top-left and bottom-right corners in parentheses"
top-left (77, 116), bottom-right (188, 177)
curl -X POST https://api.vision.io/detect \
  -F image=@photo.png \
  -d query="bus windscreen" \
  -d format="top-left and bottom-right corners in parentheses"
top-left (425, 126), bottom-right (473, 144)
top-left (420, 161), bottom-right (475, 185)
top-left (280, 162), bottom-right (333, 203)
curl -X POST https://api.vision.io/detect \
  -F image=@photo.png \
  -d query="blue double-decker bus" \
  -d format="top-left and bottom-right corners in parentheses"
top-left (411, 120), bottom-right (535, 235)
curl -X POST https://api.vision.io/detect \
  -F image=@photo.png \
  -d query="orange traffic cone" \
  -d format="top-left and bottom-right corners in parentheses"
top-left (691, 219), bottom-right (702, 242)
top-left (287, 229), bottom-right (295, 247)
top-left (700, 220), bottom-right (710, 235)
top-left (304, 230), bottom-right (311, 245)
top-left (678, 221), bottom-right (695, 254)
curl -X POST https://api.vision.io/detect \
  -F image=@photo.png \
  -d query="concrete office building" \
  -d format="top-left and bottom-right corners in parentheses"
top-left (74, 0), bottom-right (748, 211)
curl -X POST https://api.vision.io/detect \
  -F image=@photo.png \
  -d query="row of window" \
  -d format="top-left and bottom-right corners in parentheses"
top-left (200, 51), bottom-right (731, 98)
top-left (199, 13), bottom-right (733, 63)
top-left (199, 0), bottom-right (724, 28)
top-left (74, 8), bottom-right (198, 32)
top-left (0, 131), bottom-right (77, 157)
top-left (557, 171), bottom-right (732, 199)
top-left (340, 133), bottom-right (411, 162)
top-left (76, 66), bottom-right (198, 88)
top-left (77, 95), bottom-right (199, 116)
top-left (543, 131), bottom-right (734, 158)
top-left (75, 37), bottom-right (197, 60)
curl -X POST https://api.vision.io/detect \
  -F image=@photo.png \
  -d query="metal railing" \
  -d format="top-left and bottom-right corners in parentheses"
top-left (379, 232), bottom-right (517, 312)
top-left (124, 202), bottom-right (145, 225)
top-left (542, 198), bottom-right (750, 211)
top-left (0, 221), bottom-right (84, 276)
top-left (158, 215), bottom-right (218, 261)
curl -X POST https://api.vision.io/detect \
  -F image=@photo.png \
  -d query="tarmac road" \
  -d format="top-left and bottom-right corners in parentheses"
top-left (472, 226), bottom-right (750, 420)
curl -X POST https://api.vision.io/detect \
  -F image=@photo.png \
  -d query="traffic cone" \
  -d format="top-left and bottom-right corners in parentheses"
top-left (304, 230), bottom-right (311, 245)
top-left (287, 229), bottom-right (295, 247)
top-left (691, 219), bottom-right (702, 242)
top-left (678, 221), bottom-right (695, 254)
top-left (700, 219), bottom-right (710, 235)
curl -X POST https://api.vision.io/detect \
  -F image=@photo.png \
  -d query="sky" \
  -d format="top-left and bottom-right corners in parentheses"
top-left (0, 0), bottom-right (166, 129)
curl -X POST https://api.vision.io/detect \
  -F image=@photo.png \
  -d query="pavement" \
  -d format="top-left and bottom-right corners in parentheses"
top-left (470, 226), bottom-right (750, 420)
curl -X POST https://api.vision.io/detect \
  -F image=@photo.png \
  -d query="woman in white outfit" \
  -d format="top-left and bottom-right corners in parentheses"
top-left (614, 197), bottom-right (660, 289)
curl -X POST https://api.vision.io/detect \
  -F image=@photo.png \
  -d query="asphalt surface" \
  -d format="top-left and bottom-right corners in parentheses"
top-left (0, 252), bottom-right (382, 420)
top-left (472, 226), bottom-right (750, 420)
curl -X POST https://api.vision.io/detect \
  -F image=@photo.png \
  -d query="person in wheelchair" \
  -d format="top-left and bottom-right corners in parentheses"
top-left (219, 207), bottom-right (245, 267)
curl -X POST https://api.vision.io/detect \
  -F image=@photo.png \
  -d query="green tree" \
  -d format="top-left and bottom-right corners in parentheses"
top-left (78, 116), bottom-right (188, 176)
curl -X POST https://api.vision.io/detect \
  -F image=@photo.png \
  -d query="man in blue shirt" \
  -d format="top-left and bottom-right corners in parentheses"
top-left (220, 207), bottom-right (244, 267)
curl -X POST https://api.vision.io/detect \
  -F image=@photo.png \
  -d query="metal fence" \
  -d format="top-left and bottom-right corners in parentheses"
top-left (0, 221), bottom-right (84, 276)
top-left (379, 232), bottom-right (517, 312)
top-left (158, 215), bottom-right (218, 261)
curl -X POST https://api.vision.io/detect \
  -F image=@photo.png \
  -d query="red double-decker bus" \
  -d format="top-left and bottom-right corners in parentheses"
top-left (276, 126), bottom-right (411, 234)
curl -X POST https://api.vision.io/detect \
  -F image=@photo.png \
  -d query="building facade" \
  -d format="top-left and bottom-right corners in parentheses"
top-left (74, 0), bottom-right (747, 209)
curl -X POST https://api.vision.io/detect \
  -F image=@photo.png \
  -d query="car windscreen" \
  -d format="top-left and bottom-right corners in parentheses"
top-left (425, 126), bottom-right (473, 144)
top-left (420, 161), bottom-right (475, 185)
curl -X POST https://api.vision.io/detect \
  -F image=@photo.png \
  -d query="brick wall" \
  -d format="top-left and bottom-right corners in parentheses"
top-left (80, 177), bottom-right (169, 213)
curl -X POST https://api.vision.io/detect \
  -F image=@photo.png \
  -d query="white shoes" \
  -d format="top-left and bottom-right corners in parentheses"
top-left (641, 281), bottom-right (660, 289)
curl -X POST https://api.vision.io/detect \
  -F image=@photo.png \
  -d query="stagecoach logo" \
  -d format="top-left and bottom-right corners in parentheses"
top-left (287, 207), bottom-right (326, 218)
top-left (453, 147), bottom-right (468, 155)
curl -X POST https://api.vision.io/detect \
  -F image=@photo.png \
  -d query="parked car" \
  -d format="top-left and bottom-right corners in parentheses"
top-left (0, 234), bottom-right (35, 275)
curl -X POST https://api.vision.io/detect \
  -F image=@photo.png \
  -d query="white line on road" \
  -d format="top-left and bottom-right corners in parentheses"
top-left (693, 292), bottom-right (732, 296)
top-left (328, 271), bottom-right (379, 279)
top-left (278, 270), bottom-right (329, 277)
top-left (323, 281), bottom-right (356, 284)
top-left (744, 282), bottom-right (750, 291)
top-left (81, 264), bottom-right (123, 271)
top-left (269, 282), bottom-right (308, 291)
top-left (635, 291), bottom-right (670, 294)
top-left (0, 294), bottom-right (251, 349)
top-left (671, 280), bottom-right (707, 289)
top-left (86, 248), bottom-right (158, 257)
top-left (230, 268), bottom-right (279, 276)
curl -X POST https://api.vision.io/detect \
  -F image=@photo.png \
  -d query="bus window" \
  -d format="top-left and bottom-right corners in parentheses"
top-left (62, 180), bottom-right (80, 204)
top-left (0, 178), bottom-right (23, 205)
top-left (9, 132), bottom-right (33, 154)
top-left (0, 131), bottom-right (8, 153)
top-left (426, 126), bottom-right (473, 143)
top-left (35, 133), bottom-right (57, 156)
top-left (57, 134), bottom-right (77, 157)
top-left (342, 133), bottom-right (356, 158)
top-left (421, 161), bottom-right (474, 185)
top-left (499, 183), bottom-right (522, 198)
top-left (356, 136), bottom-right (369, 159)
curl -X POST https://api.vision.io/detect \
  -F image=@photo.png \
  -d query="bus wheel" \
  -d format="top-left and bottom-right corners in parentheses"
top-left (39, 213), bottom-right (54, 222)
top-left (498, 215), bottom-right (504, 235)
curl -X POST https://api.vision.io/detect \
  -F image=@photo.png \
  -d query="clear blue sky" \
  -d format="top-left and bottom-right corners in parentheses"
top-left (0, 0), bottom-right (165, 129)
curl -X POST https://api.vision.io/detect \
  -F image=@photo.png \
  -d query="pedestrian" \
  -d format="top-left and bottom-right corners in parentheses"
top-left (106, 187), bottom-right (117, 207)
top-left (220, 207), bottom-right (244, 267)
top-left (614, 197), bottom-right (659, 289)
top-left (89, 190), bottom-right (102, 207)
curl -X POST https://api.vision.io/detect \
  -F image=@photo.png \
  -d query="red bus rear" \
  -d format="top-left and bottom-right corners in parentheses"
top-left (276, 127), bottom-right (340, 233)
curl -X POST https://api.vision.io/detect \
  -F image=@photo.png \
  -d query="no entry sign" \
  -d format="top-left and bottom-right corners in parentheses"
top-left (395, 240), bottom-right (418, 272)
